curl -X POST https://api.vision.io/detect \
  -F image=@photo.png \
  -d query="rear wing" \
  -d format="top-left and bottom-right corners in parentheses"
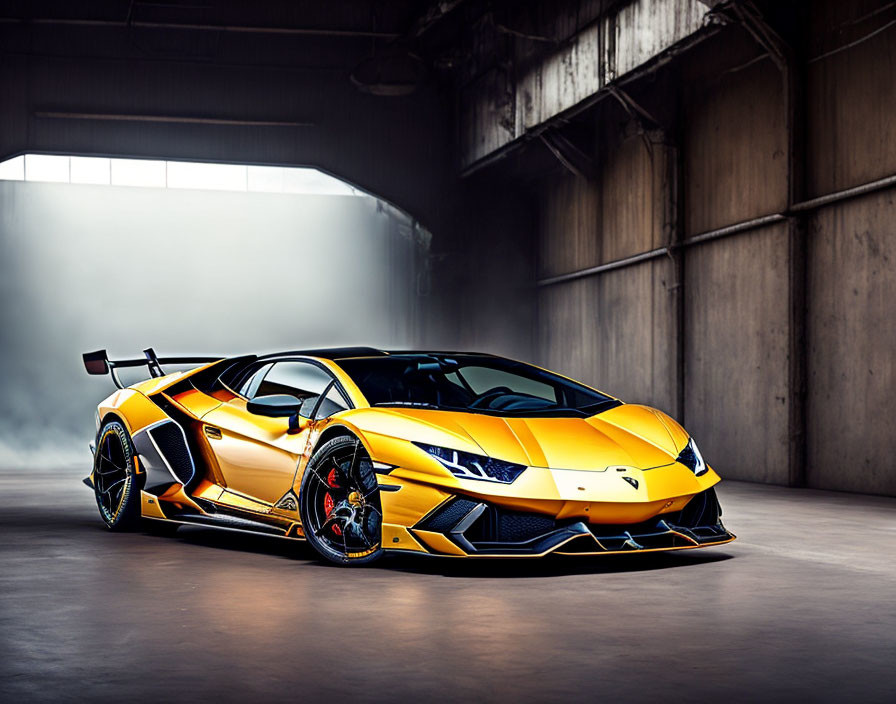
top-left (82, 348), bottom-right (223, 388)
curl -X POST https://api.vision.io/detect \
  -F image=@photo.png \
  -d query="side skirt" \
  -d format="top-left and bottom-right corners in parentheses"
top-left (142, 516), bottom-right (306, 541)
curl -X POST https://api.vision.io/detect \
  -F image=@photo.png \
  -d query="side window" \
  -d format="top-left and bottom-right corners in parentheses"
top-left (238, 363), bottom-right (273, 399)
top-left (314, 383), bottom-right (349, 419)
top-left (255, 361), bottom-right (333, 401)
top-left (459, 366), bottom-right (557, 401)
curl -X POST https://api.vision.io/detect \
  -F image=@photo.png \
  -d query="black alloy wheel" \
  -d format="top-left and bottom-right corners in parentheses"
top-left (93, 420), bottom-right (141, 530)
top-left (299, 436), bottom-right (383, 565)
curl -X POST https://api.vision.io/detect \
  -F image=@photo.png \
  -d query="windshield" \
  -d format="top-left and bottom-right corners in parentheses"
top-left (335, 354), bottom-right (619, 417)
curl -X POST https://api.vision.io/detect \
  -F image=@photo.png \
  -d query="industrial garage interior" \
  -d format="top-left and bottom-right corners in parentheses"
top-left (1, 1), bottom-right (894, 702)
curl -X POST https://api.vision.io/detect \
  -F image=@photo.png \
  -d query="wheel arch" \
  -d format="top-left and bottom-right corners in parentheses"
top-left (97, 388), bottom-right (170, 440)
top-left (312, 422), bottom-right (368, 457)
top-left (99, 411), bottom-right (128, 432)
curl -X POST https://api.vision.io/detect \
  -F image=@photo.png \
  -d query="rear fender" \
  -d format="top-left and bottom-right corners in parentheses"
top-left (95, 389), bottom-right (203, 506)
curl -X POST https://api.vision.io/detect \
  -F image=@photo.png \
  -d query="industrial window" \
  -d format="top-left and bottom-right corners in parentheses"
top-left (0, 154), bottom-right (364, 196)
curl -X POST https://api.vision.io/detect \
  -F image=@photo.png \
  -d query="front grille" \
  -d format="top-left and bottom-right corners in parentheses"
top-left (465, 505), bottom-right (558, 544)
top-left (410, 487), bottom-right (731, 556)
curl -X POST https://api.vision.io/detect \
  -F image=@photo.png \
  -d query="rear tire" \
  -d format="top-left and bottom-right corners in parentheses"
top-left (93, 421), bottom-right (141, 531)
top-left (299, 436), bottom-right (384, 566)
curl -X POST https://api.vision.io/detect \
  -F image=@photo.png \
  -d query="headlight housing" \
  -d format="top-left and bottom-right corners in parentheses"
top-left (677, 438), bottom-right (708, 476)
top-left (413, 442), bottom-right (526, 483)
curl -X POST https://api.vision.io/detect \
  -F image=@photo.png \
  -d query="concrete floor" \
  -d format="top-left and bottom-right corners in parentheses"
top-left (1, 472), bottom-right (894, 703)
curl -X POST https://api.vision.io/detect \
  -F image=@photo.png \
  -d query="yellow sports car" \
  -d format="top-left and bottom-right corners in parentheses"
top-left (83, 347), bottom-right (734, 565)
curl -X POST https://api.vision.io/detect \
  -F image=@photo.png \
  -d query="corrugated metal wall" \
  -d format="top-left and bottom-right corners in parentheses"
top-left (538, 132), bottom-right (677, 416)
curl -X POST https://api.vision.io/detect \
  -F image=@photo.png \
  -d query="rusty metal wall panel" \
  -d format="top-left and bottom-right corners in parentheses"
top-left (683, 56), bottom-right (787, 235)
top-left (536, 125), bottom-right (676, 410)
top-left (807, 2), bottom-right (896, 198)
top-left (459, 68), bottom-right (516, 171)
top-left (538, 131), bottom-right (666, 278)
top-left (538, 277), bottom-right (594, 379)
top-left (807, 192), bottom-right (896, 495)
top-left (538, 257), bottom-right (677, 414)
top-left (463, 0), bottom-right (708, 168)
top-left (683, 223), bottom-right (791, 484)
top-left (538, 172), bottom-right (601, 279)
top-left (600, 135), bottom-right (669, 260)
top-left (608, 0), bottom-right (706, 78)
top-left (517, 22), bottom-right (602, 135)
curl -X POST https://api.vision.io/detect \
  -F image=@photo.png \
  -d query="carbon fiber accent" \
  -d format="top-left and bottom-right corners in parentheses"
top-left (148, 422), bottom-right (195, 485)
top-left (170, 513), bottom-right (286, 536)
top-left (676, 487), bottom-right (721, 528)
top-left (466, 507), bottom-right (557, 543)
top-left (410, 487), bottom-right (732, 556)
top-left (416, 498), bottom-right (480, 532)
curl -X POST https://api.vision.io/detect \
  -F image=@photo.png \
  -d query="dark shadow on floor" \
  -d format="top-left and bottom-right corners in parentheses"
top-left (164, 523), bottom-right (736, 577)
top-left (375, 548), bottom-right (735, 578)
top-left (10, 506), bottom-right (736, 577)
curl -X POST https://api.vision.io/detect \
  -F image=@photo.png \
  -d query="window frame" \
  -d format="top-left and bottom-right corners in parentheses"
top-left (308, 379), bottom-right (350, 419)
top-left (228, 356), bottom-right (353, 411)
top-left (334, 353), bottom-right (618, 417)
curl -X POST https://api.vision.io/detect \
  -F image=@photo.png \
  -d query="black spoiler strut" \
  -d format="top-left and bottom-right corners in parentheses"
top-left (82, 348), bottom-right (222, 389)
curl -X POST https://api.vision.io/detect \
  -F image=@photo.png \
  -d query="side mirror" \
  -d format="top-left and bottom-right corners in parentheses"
top-left (286, 396), bottom-right (319, 434)
top-left (246, 394), bottom-right (302, 417)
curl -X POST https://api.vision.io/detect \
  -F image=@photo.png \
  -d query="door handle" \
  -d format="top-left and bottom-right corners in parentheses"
top-left (204, 425), bottom-right (222, 440)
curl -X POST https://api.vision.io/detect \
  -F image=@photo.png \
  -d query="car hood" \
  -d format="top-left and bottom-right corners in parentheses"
top-left (356, 403), bottom-right (688, 471)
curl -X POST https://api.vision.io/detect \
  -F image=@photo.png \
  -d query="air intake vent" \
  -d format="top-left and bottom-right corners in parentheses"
top-left (148, 421), bottom-right (195, 485)
top-left (416, 498), bottom-right (480, 533)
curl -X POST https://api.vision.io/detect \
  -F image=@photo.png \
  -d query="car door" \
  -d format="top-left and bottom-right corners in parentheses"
top-left (202, 360), bottom-right (336, 505)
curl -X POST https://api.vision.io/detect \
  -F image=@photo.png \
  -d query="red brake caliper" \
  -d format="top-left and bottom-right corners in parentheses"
top-left (325, 468), bottom-right (342, 535)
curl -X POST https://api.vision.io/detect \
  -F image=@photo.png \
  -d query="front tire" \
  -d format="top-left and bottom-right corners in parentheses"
top-left (93, 420), bottom-right (141, 531)
top-left (299, 436), bottom-right (383, 566)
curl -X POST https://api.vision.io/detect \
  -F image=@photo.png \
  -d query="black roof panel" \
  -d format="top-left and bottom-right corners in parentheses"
top-left (256, 348), bottom-right (497, 361)
top-left (257, 347), bottom-right (387, 360)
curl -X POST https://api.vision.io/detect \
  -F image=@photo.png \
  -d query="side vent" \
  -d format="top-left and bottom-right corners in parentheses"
top-left (147, 421), bottom-right (196, 485)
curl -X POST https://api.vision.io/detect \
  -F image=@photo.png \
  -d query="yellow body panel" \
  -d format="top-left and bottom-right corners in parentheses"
top-left (193, 479), bottom-right (224, 503)
top-left (381, 524), bottom-right (429, 553)
top-left (201, 398), bottom-right (310, 504)
top-left (98, 388), bottom-right (168, 435)
top-left (332, 403), bottom-right (719, 524)
top-left (375, 473), bottom-right (452, 526)
top-left (170, 387), bottom-right (222, 418)
top-left (140, 491), bottom-right (168, 519)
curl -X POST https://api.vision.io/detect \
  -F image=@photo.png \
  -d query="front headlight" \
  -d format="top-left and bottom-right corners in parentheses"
top-left (413, 442), bottom-right (526, 483)
top-left (677, 438), bottom-right (708, 477)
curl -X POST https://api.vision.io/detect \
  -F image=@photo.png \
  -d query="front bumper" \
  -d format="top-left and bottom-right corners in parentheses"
top-left (401, 487), bottom-right (734, 557)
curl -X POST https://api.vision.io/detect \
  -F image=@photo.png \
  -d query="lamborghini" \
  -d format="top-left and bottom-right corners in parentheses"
top-left (82, 347), bottom-right (734, 565)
